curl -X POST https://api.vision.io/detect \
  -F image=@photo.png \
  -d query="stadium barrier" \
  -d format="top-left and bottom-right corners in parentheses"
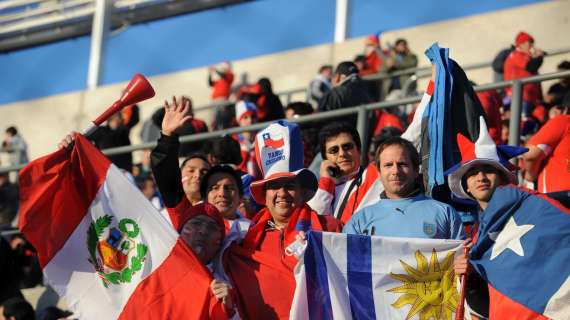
top-left (1, 70), bottom-right (570, 237)
top-left (192, 46), bottom-right (570, 112)
top-left (1, 69), bottom-right (569, 175)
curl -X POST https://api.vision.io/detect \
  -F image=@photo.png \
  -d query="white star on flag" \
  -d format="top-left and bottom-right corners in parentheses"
top-left (490, 216), bottom-right (534, 260)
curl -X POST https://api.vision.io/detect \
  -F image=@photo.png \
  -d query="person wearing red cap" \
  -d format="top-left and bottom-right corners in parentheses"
top-left (362, 34), bottom-right (384, 75)
top-left (503, 31), bottom-right (545, 113)
top-left (223, 120), bottom-right (341, 320)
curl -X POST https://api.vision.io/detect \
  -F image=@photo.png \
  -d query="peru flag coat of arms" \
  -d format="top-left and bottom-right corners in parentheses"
top-left (18, 134), bottom-right (225, 319)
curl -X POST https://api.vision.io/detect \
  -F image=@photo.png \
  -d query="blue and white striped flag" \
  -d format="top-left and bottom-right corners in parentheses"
top-left (290, 232), bottom-right (463, 320)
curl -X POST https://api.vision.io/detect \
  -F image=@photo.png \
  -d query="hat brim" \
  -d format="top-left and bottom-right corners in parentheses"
top-left (446, 159), bottom-right (517, 200)
top-left (250, 169), bottom-right (317, 205)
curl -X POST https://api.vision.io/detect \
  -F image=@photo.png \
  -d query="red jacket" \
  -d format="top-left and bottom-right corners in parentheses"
top-left (503, 50), bottom-right (542, 104)
top-left (476, 90), bottom-right (503, 144)
top-left (211, 71), bottom-right (234, 100)
top-left (224, 205), bottom-right (341, 319)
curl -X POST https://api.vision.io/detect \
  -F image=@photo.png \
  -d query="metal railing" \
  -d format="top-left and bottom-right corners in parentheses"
top-left (192, 46), bottom-right (570, 112)
top-left (1, 69), bottom-right (569, 174)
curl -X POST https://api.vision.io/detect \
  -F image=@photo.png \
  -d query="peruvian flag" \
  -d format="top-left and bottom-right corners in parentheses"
top-left (18, 134), bottom-right (226, 319)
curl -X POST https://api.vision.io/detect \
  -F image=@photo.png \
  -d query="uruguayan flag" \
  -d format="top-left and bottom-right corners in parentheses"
top-left (291, 232), bottom-right (463, 320)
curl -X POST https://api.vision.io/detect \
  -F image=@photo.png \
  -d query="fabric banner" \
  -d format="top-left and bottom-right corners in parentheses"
top-left (18, 134), bottom-right (222, 319)
top-left (469, 186), bottom-right (570, 319)
top-left (290, 231), bottom-right (463, 320)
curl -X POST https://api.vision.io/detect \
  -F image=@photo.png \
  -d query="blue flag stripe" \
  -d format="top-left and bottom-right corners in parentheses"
top-left (347, 234), bottom-right (376, 320)
top-left (305, 232), bottom-right (333, 320)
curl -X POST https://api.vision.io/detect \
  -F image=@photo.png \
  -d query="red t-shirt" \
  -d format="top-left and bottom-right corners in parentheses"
top-left (503, 50), bottom-right (542, 104)
top-left (476, 90), bottom-right (503, 144)
top-left (527, 115), bottom-right (570, 193)
top-left (211, 72), bottom-right (234, 100)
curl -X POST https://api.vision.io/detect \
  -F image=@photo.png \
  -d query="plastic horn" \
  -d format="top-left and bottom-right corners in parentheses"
top-left (455, 246), bottom-right (470, 320)
top-left (81, 74), bottom-right (155, 137)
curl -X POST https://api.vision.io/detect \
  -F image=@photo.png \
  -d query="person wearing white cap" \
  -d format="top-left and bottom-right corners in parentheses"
top-left (234, 101), bottom-right (260, 177)
top-left (448, 117), bottom-right (528, 319)
top-left (223, 120), bottom-right (341, 320)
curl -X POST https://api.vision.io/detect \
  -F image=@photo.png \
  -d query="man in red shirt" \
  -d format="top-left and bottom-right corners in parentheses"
top-left (476, 89), bottom-right (503, 144)
top-left (362, 34), bottom-right (383, 75)
top-left (503, 31), bottom-right (545, 114)
top-left (224, 120), bottom-right (341, 320)
top-left (524, 96), bottom-right (570, 192)
top-left (208, 61), bottom-right (234, 100)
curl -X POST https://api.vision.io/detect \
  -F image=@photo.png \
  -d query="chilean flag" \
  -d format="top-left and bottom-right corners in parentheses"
top-left (18, 134), bottom-right (226, 319)
top-left (469, 186), bottom-right (570, 319)
top-left (262, 132), bottom-right (285, 149)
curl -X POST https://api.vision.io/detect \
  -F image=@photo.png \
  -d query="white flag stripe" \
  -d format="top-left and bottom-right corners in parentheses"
top-left (44, 165), bottom-right (178, 319)
top-left (371, 237), bottom-right (465, 319)
top-left (544, 275), bottom-right (570, 318)
top-left (291, 232), bottom-right (463, 319)
top-left (322, 233), bottom-right (352, 319)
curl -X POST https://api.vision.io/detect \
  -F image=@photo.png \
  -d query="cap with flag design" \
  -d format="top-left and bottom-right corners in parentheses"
top-left (235, 101), bottom-right (257, 121)
top-left (250, 120), bottom-right (317, 204)
top-left (445, 116), bottom-right (528, 200)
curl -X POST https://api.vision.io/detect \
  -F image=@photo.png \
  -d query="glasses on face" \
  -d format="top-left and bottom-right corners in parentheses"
top-left (326, 142), bottom-right (356, 156)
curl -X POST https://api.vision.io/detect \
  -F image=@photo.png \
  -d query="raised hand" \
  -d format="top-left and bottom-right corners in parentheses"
top-left (58, 132), bottom-right (78, 149)
top-left (161, 96), bottom-right (192, 136)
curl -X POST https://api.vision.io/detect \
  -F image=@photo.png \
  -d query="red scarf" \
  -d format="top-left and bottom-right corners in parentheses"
top-left (224, 205), bottom-right (340, 319)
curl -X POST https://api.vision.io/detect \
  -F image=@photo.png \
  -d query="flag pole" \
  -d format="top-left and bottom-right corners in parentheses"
top-left (455, 246), bottom-right (470, 320)
top-left (81, 74), bottom-right (155, 137)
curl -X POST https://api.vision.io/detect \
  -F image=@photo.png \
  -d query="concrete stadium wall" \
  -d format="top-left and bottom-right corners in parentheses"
top-left (0, 0), bottom-right (569, 163)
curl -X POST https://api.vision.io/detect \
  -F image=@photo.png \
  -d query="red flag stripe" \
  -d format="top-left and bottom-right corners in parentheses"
top-left (118, 238), bottom-right (223, 320)
top-left (18, 134), bottom-right (110, 268)
top-left (488, 284), bottom-right (549, 320)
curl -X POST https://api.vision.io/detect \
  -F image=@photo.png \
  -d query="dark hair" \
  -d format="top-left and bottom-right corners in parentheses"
top-left (460, 164), bottom-right (509, 198)
top-left (319, 122), bottom-right (362, 158)
top-left (395, 38), bottom-right (407, 46)
top-left (369, 126), bottom-right (403, 155)
top-left (5, 126), bottom-right (17, 136)
top-left (1, 297), bottom-right (35, 320)
top-left (557, 60), bottom-right (570, 70)
top-left (563, 92), bottom-right (570, 109)
top-left (353, 55), bottom-right (367, 64)
top-left (200, 165), bottom-right (244, 199)
top-left (286, 102), bottom-right (313, 117)
top-left (375, 137), bottom-right (420, 171)
top-left (257, 78), bottom-right (273, 93)
top-left (205, 136), bottom-right (243, 165)
top-left (180, 153), bottom-right (210, 169)
top-left (318, 65), bottom-right (333, 73)
top-left (37, 306), bottom-right (73, 320)
top-left (334, 61), bottom-right (359, 77)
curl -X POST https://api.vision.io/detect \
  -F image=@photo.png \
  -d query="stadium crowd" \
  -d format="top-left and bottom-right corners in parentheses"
top-left (1, 31), bottom-right (570, 320)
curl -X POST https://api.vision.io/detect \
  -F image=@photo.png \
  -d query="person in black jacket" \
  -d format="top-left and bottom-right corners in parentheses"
top-left (89, 104), bottom-right (139, 172)
top-left (318, 61), bottom-right (374, 125)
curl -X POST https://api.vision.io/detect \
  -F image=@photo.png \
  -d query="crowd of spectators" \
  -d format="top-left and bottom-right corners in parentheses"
top-left (1, 30), bottom-right (569, 318)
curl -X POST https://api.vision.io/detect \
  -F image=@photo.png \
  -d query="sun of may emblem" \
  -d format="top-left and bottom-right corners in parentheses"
top-left (87, 215), bottom-right (148, 288)
top-left (388, 249), bottom-right (459, 320)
